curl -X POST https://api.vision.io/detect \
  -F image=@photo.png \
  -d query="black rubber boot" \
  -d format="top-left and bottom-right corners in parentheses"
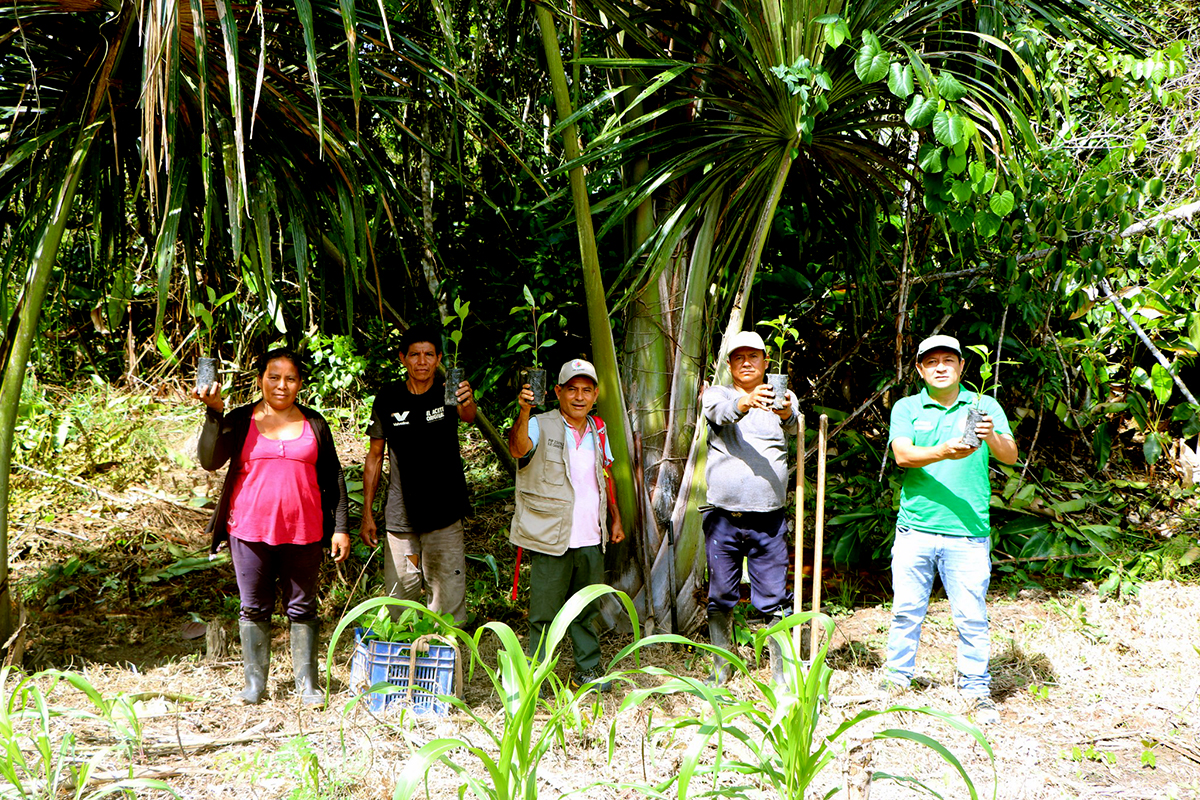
top-left (767, 614), bottom-right (789, 689)
top-left (706, 609), bottom-right (735, 686)
top-left (290, 620), bottom-right (325, 707)
top-left (238, 620), bottom-right (270, 705)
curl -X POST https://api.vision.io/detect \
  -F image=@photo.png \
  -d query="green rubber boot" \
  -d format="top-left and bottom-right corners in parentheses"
top-left (706, 609), bottom-right (735, 686)
top-left (238, 620), bottom-right (270, 705)
top-left (290, 620), bottom-right (325, 707)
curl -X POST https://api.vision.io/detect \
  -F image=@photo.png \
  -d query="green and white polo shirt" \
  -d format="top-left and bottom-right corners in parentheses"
top-left (888, 388), bottom-right (1012, 537)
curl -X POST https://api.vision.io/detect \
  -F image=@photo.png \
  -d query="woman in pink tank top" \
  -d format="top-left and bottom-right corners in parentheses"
top-left (195, 349), bottom-right (349, 707)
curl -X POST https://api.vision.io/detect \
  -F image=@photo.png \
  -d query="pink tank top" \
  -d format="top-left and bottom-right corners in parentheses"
top-left (227, 419), bottom-right (323, 545)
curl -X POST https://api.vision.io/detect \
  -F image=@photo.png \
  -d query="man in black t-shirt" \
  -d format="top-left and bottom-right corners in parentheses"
top-left (362, 325), bottom-right (476, 623)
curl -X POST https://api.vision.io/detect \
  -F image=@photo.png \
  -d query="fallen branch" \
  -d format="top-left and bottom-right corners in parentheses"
top-left (1118, 199), bottom-right (1200, 239)
top-left (15, 463), bottom-right (127, 504)
top-left (26, 522), bottom-right (88, 541)
top-left (1100, 278), bottom-right (1200, 406)
top-left (991, 552), bottom-right (1094, 566)
top-left (127, 486), bottom-right (206, 513)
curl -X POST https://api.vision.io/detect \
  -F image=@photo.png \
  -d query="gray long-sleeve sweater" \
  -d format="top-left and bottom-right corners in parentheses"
top-left (703, 384), bottom-right (799, 512)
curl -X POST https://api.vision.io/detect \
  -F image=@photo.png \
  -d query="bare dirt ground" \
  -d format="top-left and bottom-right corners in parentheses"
top-left (6, 395), bottom-right (1199, 799)
top-left (11, 576), bottom-right (1199, 799)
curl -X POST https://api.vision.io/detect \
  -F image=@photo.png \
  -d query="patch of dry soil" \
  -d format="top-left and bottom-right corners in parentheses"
top-left (12, 581), bottom-right (1199, 799)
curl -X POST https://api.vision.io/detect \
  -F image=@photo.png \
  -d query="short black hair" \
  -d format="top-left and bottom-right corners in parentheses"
top-left (400, 324), bottom-right (443, 356)
top-left (256, 347), bottom-right (305, 379)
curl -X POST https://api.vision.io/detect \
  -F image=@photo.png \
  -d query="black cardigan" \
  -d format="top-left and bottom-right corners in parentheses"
top-left (198, 402), bottom-right (349, 555)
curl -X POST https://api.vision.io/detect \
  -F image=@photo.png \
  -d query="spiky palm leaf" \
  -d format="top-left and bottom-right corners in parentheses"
top-left (544, 0), bottom-right (1147, 631)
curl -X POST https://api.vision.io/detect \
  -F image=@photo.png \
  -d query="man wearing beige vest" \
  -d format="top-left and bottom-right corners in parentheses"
top-left (508, 358), bottom-right (626, 691)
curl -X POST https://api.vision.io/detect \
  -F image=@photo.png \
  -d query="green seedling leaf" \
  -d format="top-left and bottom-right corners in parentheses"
top-left (989, 190), bottom-right (1015, 216)
top-left (888, 63), bottom-right (914, 97)
top-left (1150, 363), bottom-right (1174, 405)
top-left (855, 31), bottom-right (889, 83)
top-left (1144, 434), bottom-right (1163, 465)
top-left (816, 15), bottom-right (850, 49)
top-left (905, 93), bottom-right (938, 128)
top-left (936, 71), bottom-right (969, 101)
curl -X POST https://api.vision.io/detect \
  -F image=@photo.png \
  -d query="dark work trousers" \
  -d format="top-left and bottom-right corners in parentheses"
top-left (703, 508), bottom-right (792, 616)
top-left (527, 545), bottom-right (603, 673)
top-left (229, 536), bottom-right (323, 622)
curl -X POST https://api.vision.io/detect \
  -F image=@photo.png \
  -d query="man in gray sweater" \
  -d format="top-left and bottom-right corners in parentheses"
top-left (703, 330), bottom-right (799, 685)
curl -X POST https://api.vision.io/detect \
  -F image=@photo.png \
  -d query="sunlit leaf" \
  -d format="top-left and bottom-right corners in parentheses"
top-left (989, 190), bottom-right (1015, 216)
top-left (888, 64), bottom-right (914, 98)
top-left (854, 31), bottom-right (889, 83)
top-left (905, 93), bottom-right (938, 127)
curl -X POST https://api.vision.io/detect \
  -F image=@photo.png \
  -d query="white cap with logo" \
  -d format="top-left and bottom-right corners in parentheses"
top-left (916, 334), bottom-right (962, 360)
top-left (558, 358), bottom-right (598, 385)
top-left (726, 330), bottom-right (767, 355)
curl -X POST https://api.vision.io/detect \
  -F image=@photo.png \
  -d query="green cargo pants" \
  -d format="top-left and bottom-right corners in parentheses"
top-left (526, 545), bottom-right (603, 672)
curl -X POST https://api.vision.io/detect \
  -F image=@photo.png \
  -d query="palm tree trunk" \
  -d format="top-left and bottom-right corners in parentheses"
top-left (0, 122), bottom-right (103, 643)
top-left (534, 4), bottom-right (639, 545)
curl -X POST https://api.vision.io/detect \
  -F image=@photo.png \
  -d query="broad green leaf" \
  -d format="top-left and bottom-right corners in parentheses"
top-left (1144, 434), bottom-right (1163, 465)
top-left (936, 71), bottom-right (969, 101)
top-left (969, 161), bottom-right (985, 186)
top-left (917, 143), bottom-right (945, 173)
top-left (974, 210), bottom-right (1002, 238)
top-left (933, 111), bottom-right (966, 148)
top-left (888, 64), bottom-right (913, 98)
top-left (1150, 363), bottom-right (1174, 405)
top-left (905, 93), bottom-right (938, 128)
top-left (1188, 312), bottom-right (1200, 352)
top-left (949, 208), bottom-right (974, 231)
top-left (947, 151), bottom-right (967, 174)
top-left (989, 190), bottom-right (1015, 216)
top-left (854, 31), bottom-right (889, 83)
top-left (951, 180), bottom-right (973, 204)
top-left (819, 16), bottom-right (851, 49)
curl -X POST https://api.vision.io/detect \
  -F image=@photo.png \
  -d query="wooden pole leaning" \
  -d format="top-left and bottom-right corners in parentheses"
top-left (809, 414), bottom-right (828, 659)
top-left (792, 412), bottom-right (806, 656)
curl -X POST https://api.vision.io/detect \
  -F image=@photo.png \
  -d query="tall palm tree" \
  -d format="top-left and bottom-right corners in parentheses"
top-left (0, 0), bottom-right (492, 641)
top-left (540, 0), bottom-right (1148, 631)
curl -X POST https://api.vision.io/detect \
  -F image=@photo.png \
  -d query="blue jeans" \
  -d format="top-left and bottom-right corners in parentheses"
top-left (885, 527), bottom-right (992, 697)
top-left (703, 508), bottom-right (792, 616)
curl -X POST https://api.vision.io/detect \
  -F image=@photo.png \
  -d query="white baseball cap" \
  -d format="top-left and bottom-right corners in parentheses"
top-left (558, 358), bottom-right (598, 385)
top-left (916, 334), bottom-right (962, 360)
top-left (726, 330), bottom-right (767, 355)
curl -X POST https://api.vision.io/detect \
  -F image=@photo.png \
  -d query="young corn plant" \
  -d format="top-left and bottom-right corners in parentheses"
top-left (360, 587), bottom-right (640, 800)
top-left (611, 614), bottom-right (995, 800)
top-left (0, 667), bottom-right (176, 800)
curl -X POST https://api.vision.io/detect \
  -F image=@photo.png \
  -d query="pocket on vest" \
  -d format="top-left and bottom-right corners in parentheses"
top-left (517, 493), bottom-right (569, 549)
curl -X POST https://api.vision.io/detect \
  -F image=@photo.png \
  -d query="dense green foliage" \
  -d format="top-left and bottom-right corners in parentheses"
top-left (4, 0), bottom-right (1200, 639)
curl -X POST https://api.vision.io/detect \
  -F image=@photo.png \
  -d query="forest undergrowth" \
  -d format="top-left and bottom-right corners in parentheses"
top-left (3, 379), bottom-right (1199, 800)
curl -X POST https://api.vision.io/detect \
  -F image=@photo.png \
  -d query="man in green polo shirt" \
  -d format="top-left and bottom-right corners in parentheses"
top-left (882, 334), bottom-right (1017, 726)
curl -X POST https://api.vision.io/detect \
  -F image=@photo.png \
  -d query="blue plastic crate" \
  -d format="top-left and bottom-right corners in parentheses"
top-left (349, 628), bottom-right (457, 715)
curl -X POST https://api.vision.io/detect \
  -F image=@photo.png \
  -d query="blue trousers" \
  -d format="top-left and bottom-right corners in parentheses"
top-left (885, 527), bottom-right (992, 697)
top-left (704, 508), bottom-right (792, 616)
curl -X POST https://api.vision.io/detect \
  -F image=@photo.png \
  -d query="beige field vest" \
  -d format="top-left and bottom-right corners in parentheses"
top-left (508, 409), bottom-right (609, 557)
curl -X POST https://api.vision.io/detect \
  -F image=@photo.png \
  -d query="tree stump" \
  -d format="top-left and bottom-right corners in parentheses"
top-left (846, 738), bottom-right (873, 799)
top-left (204, 621), bottom-right (229, 661)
